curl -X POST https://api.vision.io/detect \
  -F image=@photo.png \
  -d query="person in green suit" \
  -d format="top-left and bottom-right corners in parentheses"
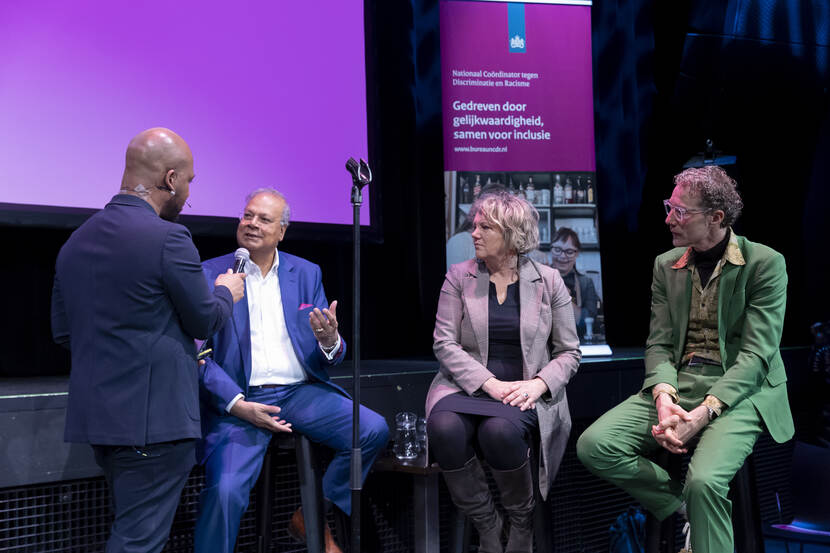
top-left (577, 165), bottom-right (793, 553)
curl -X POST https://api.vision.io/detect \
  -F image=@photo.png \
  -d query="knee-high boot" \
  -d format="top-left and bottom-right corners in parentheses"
top-left (491, 458), bottom-right (534, 553)
top-left (442, 456), bottom-right (504, 553)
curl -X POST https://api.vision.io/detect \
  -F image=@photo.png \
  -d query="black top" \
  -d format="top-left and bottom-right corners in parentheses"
top-left (486, 281), bottom-right (523, 381)
top-left (693, 228), bottom-right (731, 287)
top-left (430, 278), bottom-right (537, 435)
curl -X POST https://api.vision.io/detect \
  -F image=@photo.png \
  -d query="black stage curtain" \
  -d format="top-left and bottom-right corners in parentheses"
top-left (2, 0), bottom-right (828, 376)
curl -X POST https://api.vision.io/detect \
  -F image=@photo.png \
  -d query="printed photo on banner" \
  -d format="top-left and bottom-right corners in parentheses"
top-left (439, 0), bottom-right (608, 352)
top-left (444, 170), bottom-right (605, 345)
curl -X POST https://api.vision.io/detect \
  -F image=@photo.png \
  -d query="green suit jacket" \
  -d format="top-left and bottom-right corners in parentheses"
top-left (642, 233), bottom-right (794, 443)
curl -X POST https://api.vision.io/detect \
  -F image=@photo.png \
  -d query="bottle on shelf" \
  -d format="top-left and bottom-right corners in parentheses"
top-left (553, 174), bottom-right (563, 205)
top-left (473, 175), bottom-right (482, 199)
top-left (564, 176), bottom-right (574, 204)
top-left (461, 176), bottom-right (470, 204)
top-left (587, 176), bottom-right (595, 204)
top-left (518, 182), bottom-right (526, 200)
top-left (541, 187), bottom-right (550, 205)
top-left (526, 176), bottom-right (536, 204)
top-left (575, 176), bottom-right (585, 204)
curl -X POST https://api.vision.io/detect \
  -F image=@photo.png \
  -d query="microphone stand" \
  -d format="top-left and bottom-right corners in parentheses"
top-left (345, 158), bottom-right (370, 553)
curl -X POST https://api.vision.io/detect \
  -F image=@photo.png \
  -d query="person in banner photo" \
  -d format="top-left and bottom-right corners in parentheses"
top-left (549, 227), bottom-right (599, 341)
top-left (193, 188), bottom-right (389, 553)
top-left (577, 166), bottom-right (793, 553)
top-left (427, 191), bottom-right (581, 553)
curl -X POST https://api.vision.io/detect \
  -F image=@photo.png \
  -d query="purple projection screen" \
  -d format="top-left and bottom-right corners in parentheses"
top-left (441, 0), bottom-right (610, 353)
top-left (0, 1), bottom-right (370, 225)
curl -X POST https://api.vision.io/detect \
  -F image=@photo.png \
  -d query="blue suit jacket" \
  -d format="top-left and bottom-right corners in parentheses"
top-left (52, 195), bottom-right (234, 446)
top-left (198, 250), bottom-right (347, 462)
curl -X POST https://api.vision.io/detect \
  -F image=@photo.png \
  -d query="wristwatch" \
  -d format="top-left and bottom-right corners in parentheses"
top-left (705, 405), bottom-right (718, 421)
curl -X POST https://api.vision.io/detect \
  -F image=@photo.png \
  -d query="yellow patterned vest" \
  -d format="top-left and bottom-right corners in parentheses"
top-left (673, 231), bottom-right (746, 365)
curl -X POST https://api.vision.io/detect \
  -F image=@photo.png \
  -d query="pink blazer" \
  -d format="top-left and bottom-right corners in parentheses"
top-left (427, 257), bottom-right (581, 498)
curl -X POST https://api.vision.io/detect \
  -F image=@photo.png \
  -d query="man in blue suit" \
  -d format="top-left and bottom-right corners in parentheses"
top-left (194, 188), bottom-right (389, 553)
top-left (51, 128), bottom-right (246, 553)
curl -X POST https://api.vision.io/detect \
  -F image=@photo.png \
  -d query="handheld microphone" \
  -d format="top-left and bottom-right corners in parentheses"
top-left (232, 248), bottom-right (250, 273)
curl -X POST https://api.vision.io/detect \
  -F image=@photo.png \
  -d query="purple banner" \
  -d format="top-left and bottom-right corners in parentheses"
top-left (441, 1), bottom-right (595, 172)
top-left (440, 1), bottom-right (609, 353)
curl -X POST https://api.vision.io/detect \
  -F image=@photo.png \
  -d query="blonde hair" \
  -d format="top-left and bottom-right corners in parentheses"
top-left (472, 192), bottom-right (540, 254)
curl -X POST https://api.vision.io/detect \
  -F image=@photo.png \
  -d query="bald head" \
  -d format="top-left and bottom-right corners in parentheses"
top-left (120, 127), bottom-right (194, 221)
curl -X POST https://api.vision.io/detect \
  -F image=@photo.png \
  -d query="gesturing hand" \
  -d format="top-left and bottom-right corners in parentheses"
top-left (230, 399), bottom-right (293, 433)
top-left (309, 300), bottom-right (339, 349)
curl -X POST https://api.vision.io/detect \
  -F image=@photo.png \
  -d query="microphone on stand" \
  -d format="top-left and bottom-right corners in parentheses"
top-left (346, 157), bottom-right (372, 189)
top-left (232, 248), bottom-right (250, 273)
top-left (345, 156), bottom-right (372, 553)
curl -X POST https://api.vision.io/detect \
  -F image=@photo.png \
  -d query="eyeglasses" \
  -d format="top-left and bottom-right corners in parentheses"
top-left (552, 246), bottom-right (578, 257)
top-left (663, 200), bottom-right (710, 222)
top-left (240, 211), bottom-right (280, 226)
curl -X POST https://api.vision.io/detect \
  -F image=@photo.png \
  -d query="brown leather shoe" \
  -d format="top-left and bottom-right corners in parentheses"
top-left (287, 507), bottom-right (343, 553)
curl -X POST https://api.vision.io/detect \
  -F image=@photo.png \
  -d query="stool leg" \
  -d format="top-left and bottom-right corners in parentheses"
top-left (296, 435), bottom-right (326, 553)
top-left (414, 472), bottom-right (440, 553)
top-left (256, 447), bottom-right (273, 553)
top-left (729, 459), bottom-right (764, 553)
top-left (644, 511), bottom-right (661, 553)
top-left (529, 453), bottom-right (551, 553)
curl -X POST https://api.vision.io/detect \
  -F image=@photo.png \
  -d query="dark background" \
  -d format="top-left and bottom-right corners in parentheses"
top-left (1, 0), bottom-right (827, 377)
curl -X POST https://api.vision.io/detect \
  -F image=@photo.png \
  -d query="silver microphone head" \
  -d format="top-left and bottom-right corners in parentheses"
top-left (233, 248), bottom-right (250, 273)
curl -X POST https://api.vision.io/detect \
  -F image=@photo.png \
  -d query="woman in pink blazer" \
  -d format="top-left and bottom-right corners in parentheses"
top-left (427, 192), bottom-right (581, 553)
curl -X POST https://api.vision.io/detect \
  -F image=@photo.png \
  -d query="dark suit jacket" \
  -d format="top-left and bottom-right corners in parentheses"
top-left (52, 194), bottom-right (233, 446)
top-left (197, 250), bottom-right (347, 463)
top-left (642, 233), bottom-right (794, 443)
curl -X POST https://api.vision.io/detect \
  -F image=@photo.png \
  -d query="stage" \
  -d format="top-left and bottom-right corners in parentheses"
top-left (0, 349), bottom-right (806, 552)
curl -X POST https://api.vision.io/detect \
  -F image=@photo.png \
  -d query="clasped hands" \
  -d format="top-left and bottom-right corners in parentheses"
top-left (651, 394), bottom-right (709, 454)
top-left (481, 377), bottom-right (548, 411)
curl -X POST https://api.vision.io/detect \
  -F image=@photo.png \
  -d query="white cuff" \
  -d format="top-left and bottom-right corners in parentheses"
top-left (320, 334), bottom-right (341, 361)
top-left (226, 393), bottom-right (244, 413)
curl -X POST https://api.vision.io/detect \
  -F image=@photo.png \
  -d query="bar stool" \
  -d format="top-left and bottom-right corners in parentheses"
top-left (644, 448), bottom-right (763, 553)
top-left (255, 432), bottom-right (326, 553)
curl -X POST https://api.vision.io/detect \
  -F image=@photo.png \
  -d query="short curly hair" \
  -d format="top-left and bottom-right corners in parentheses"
top-left (472, 191), bottom-right (539, 254)
top-left (673, 165), bottom-right (743, 227)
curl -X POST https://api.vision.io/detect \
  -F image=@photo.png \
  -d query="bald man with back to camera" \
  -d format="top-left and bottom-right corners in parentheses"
top-left (51, 128), bottom-right (246, 553)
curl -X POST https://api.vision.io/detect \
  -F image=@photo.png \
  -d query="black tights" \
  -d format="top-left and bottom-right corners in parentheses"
top-left (427, 410), bottom-right (531, 471)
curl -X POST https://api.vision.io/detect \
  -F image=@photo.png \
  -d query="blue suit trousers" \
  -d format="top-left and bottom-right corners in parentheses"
top-left (193, 382), bottom-right (389, 553)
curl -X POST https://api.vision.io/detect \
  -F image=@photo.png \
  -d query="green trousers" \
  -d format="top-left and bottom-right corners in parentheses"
top-left (576, 363), bottom-right (763, 553)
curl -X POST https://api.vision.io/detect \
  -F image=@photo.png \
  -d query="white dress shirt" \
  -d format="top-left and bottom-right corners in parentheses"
top-left (226, 249), bottom-right (340, 412)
